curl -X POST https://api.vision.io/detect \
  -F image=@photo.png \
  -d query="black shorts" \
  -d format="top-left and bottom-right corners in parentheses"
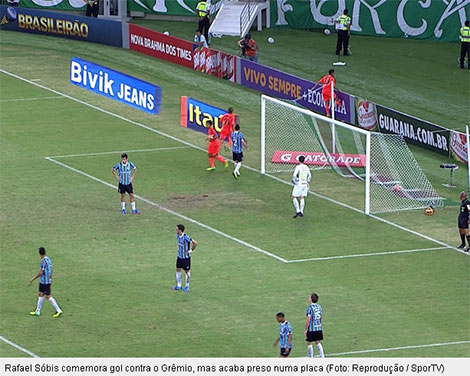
top-left (458, 215), bottom-right (469, 229)
top-left (232, 152), bottom-right (243, 162)
top-left (176, 257), bottom-right (191, 271)
top-left (39, 283), bottom-right (51, 295)
top-left (118, 183), bottom-right (133, 194)
top-left (280, 348), bottom-right (292, 357)
top-left (306, 330), bottom-right (323, 342)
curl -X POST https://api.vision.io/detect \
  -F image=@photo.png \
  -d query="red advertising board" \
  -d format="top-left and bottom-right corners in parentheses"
top-left (129, 24), bottom-right (193, 68)
top-left (272, 151), bottom-right (366, 167)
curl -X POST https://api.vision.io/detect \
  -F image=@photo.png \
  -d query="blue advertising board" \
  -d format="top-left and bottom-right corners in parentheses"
top-left (70, 57), bottom-right (161, 115)
top-left (0, 6), bottom-right (122, 47)
top-left (180, 96), bottom-right (227, 134)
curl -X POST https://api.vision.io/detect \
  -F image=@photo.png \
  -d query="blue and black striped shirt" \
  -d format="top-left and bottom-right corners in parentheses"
top-left (306, 303), bottom-right (322, 332)
top-left (230, 131), bottom-right (245, 154)
top-left (113, 161), bottom-right (136, 185)
top-left (40, 256), bottom-right (52, 285)
top-left (279, 321), bottom-right (293, 349)
top-left (177, 233), bottom-right (193, 259)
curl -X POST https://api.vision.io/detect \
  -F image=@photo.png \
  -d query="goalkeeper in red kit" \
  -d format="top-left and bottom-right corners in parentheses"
top-left (316, 69), bottom-right (342, 117)
top-left (220, 107), bottom-right (236, 150)
top-left (206, 119), bottom-right (229, 171)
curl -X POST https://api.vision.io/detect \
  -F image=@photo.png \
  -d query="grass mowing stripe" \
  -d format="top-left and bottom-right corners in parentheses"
top-left (0, 96), bottom-right (63, 102)
top-left (286, 247), bottom-right (450, 263)
top-left (45, 157), bottom-right (288, 263)
top-left (49, 146), bottom-right (191, 159)
top-left (328, 340), bottom-right (470, 357)
top-left (2, 69), bottom-right (466, 257)
top-left (0, 335), bottom-right (39, 358)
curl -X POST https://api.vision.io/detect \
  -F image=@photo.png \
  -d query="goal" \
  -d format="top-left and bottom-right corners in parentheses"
top-left (261, 95), bottom-right (443, 214)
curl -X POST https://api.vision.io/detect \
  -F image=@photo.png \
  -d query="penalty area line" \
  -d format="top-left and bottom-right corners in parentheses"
top-left (45, 157), bottom-right (288, 264)
top-left (2, 69), bottom-right (466, 257)
top-left (286, 246), bottom-right (450, 263)
top-left (48, 146), bottom-right (191, 159)
top-left (328, 340), bottom-right (470, 357)
top-left (0, 335), bottom-right (40, 358)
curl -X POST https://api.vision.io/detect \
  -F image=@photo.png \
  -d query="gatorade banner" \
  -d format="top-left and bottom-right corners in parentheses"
top-left (272, 150), bottom-right (366, 167)
top-left (271, 0), bottom-right (468, 42)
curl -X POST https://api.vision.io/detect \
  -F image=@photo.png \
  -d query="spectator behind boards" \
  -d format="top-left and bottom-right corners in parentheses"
top-left (194, 30), bottom-right (209, 49)
top-left (83, 0), bottom-right (99, 18)
top-left (196, 1), bottom-right (211, 44)
top-left (238, 34), bottom-right (258, 63)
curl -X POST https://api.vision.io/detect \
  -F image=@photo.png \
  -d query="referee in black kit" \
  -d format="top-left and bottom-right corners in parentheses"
top-left (458, 191), bottom-right (470, 252)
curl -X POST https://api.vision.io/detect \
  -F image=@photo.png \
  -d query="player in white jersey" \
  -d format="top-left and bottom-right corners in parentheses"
top-left (292, 155), bottom-right (311, 218)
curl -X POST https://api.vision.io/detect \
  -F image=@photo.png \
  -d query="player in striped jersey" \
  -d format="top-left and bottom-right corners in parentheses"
top-left (172, 224), bottom-right (198, 293)
top-left (112, 153), bottom-right (140, 214)
top-left (230, 124), bottom-right (247, 179)
top-left (273, 312), bottom-right (293, 357)
top-left (304, 292), bottom-right (324, 358)
top-left (292, 156), bottom-right (311, 218)
top-left (29, 247), bottom-right (63, 318)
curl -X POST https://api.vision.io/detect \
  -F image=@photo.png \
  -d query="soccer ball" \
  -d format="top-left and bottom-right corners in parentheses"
top-left (393, 184), bottom-right (401, 193)
top-left (425, 206), bottom-right (434, 216)
top-left (324, 29), bottom-right (331, 35)
top-left (163, 31), bottom-right (170, 35)
top-left (268, 37), bottom-right (274, 44)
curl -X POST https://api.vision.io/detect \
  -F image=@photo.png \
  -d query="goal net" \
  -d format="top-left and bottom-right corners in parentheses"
top-left (261, 95), bottom-right (443, 214)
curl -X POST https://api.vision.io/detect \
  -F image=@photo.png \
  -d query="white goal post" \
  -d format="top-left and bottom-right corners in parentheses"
top-left (261, 95), bottom-right (443, 215)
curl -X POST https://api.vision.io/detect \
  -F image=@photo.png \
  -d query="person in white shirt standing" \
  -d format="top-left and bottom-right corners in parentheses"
top-left (292, 155), bottom-right (311, 218)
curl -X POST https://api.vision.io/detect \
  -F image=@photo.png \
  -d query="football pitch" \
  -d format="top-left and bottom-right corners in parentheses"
top-left (0, 28), bottom-right (469, 358)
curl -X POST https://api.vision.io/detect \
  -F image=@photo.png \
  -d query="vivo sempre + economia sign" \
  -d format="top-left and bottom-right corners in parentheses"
top-left (70, 57), bottom-right (161, 115)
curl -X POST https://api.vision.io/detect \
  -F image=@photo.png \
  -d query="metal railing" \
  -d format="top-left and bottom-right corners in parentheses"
top-left (239, 0), bottom-right (257, 37)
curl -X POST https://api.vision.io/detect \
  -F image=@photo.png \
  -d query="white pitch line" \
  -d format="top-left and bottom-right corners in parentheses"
top-left (0, 96), bottom-right (63, 102)
top-left (0, 335), bottom-right (39, 358)
top-left (45, 157), bottom-right (287, 263)
top-left (2, 69), bottom-right (467, 257)
top-left (286, 246), bottom-right (450, 263)
top-left (49, 146), bottom-right (190, 159)
top-left (328, 340), bottom-right (470, 357)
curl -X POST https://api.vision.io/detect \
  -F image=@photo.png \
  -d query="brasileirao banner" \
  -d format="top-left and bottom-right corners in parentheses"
top-left (272, 0), bottom-right (469, 42)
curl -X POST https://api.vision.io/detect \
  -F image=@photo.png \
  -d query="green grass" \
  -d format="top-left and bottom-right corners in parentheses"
top-left (0, 29), bottom-right (469, 358)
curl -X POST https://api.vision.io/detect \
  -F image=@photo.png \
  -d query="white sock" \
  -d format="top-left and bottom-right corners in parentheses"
top-left (36, 296), bottom-right (44, 312)
top-left (293, 198), bottom-right (300, 213)
top-left (300, 198), bottom-right (305, 213)
top-left (185, 271), bottom-right (190, 287)
top-left (235, 162), bottom-right (241, 174)
top-left (121, 202), bottom-right (125, 210)
top-left (176, 271), bottom-right (182, 287)
top-left (307, 344), bottom-right (314, 358)
top-left (48, 297), bottom-right (61, 313)
top-left (316, 343), bottom-right (324, 358)
top-left (131, 201), bottom-right (136, 211)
